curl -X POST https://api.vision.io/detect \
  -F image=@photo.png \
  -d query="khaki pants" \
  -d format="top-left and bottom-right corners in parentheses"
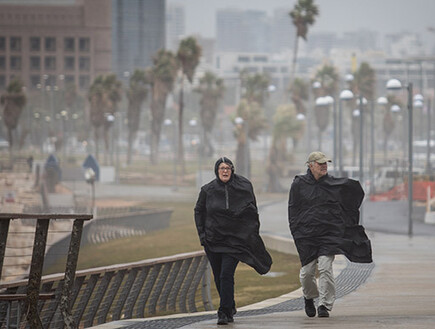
top-left (300, 255), bottom-right (335, 310)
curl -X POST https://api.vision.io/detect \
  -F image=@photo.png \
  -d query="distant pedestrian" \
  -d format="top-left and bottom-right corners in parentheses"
top-left (194, 157), bottom-right (272, 325)
top-left (27, 155), bottom-right (33, 173)
top-left (288, 151), bottom-right (372, 318)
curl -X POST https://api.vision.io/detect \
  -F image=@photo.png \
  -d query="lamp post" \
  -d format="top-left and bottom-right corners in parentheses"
top-left (338, 89), bottom-right (354, 176)
top-left (356, 96), bottom-right (367, 182)
top-left (314, 96), bottom-right (329, 151)
top-left (413, 94), bottom-right (424, 140)
top-left (189, 118), bottom-right (202, 187)
top-left (323, 96), bottom-right (335, 169)
top-left (308, 81), bottom-right (321, 151)
top-left (60, 110), bottom-right (68, 159)
top-left (425, 98), bottom-right (432, 174)
top-left (375, 96), bottom-right (388, 192)
top-left (84, 167), bottom-right (96, 212)
top-left (164, 118), bottom-right (178, 191)
top-left (386, 78), bottom-right (414, 237)
top-left (106, 114), bottom-right (115, 166)
top-left (352, 107), bottom-right (365, 223)
top-left (235, 116), bottom-right (249, 178)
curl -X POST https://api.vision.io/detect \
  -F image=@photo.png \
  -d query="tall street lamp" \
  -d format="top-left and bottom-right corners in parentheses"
top-left (235, 116), bottom-right (249, 179)
top-left (356, 96), bottom-right (367, 186)
top-left (425, 98), bottom-right (432, 174)
top-left (386, 78), bottom-right (414, 237)
top-left (413, 94), bottom-right (424, 140)
top-left (323, 95), bottom-right (335, 168)
top-left (164, 118), bottom-right (178, 191)
top-left (338, 89), bottom-right (354, 176)
top-left (314, 96), bottom-right (329, 151)
top-left (189, 118), bottom-right (202, 187)
top-left (308, 81), bottom-right (321, 151)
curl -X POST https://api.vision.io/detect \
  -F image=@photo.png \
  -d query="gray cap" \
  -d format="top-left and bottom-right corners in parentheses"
top-left (306, 151), bottom-right (332, 164)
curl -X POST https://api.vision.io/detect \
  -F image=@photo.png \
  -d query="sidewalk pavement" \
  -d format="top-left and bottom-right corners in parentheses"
top-left (92, 230), bottom-right (435, 329)
top-left (83, 184), bottom-right (435, 329)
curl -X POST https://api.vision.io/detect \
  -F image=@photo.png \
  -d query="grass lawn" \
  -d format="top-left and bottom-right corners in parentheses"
top-left (45, 200), bottom-right (301, 311)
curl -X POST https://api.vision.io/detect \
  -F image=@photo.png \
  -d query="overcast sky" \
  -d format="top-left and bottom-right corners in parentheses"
top-left (168, 0), bottom-right (435, 41)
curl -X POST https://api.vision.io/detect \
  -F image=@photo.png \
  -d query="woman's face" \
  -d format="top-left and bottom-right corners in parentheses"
top-left (218, 163), bottom-right (232, 183)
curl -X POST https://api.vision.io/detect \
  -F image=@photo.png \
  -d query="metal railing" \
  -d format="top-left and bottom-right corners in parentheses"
top-left (1, 250), bottom-right (213, 328)
top-left (0, 213), bottom-right (92, 329)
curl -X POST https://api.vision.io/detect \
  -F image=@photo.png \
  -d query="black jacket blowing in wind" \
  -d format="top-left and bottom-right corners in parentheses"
top-left (288, 169), bottom-right (373, 266)
top-left (194, 157), bottom-right (272, 275)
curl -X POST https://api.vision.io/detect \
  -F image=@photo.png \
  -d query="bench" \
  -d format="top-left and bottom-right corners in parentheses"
top-left (0, 293), bottom-right (56, 329)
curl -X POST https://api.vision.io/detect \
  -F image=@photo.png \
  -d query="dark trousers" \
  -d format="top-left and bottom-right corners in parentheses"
top-left (205, 247), bottom-right (239, 316)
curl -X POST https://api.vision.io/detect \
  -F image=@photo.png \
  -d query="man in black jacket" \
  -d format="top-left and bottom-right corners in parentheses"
top-left (288, 151), bottom-right (372, 318)
top-left (195, 157), bottom-right (272, 325)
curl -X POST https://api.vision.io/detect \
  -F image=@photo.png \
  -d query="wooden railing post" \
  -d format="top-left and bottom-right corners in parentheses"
top-left (61, 218), bottom-right (86, 329)
top-left (26, 217), bottom-right (50, 329)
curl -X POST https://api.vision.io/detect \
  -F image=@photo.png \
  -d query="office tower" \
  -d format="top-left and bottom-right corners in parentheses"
top-left (166, 3), bottom-right (185, 52)
top-left (112, 0), bottom-right (165, 79)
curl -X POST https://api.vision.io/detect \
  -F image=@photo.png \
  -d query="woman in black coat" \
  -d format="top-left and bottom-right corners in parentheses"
top-left (194, 157), bottom-right (272, 325)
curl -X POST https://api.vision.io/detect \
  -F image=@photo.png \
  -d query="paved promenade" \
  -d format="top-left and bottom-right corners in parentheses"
top-left (86, 183), bottom-right (435, 329)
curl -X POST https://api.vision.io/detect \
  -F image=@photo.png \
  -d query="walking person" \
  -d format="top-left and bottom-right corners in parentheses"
top-left (195, 157), bottom-right (272, 325)
top-left (288, 151), bottom-right (372, 318)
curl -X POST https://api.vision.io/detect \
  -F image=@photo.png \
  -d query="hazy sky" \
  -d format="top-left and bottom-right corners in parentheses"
top-left (168, 0), bottom-right (435, 40)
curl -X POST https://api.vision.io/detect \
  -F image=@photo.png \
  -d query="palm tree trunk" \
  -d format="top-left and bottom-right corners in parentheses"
top-left (266, 143), bottom-right (284, 193)
top-left (7, 128), bottom-right (13, 161)
top-left (150, 120), bottom-right (161, 165)
top-left (104, 127), bottom-right (110, 165)
top-left (127, 130), bottom-right (134, 165)
top-left (94, 128), bottom-right (100, 163)
top-left (236, 140), bottom-right (246, 177)
top-left (290, 34), bottom-right (299, 82)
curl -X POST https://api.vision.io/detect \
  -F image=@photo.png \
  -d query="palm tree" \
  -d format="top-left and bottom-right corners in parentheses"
top-left (234, 99), bottom-right (267, 178)
top-left (352, 62), bottom-right (376, 165)
top-left (241, 71), bottom-right (271, 106)
top-left (149, 49), bottom-right (178, 164)
top-left (354, 62), bottom-right (376, 100)
top-left (267, 104), bottom-right (304, 192)
top-left (289, 0), bottom-right (319, 81)
top-left (314, 63), bottom-right (339, 150)
top-left (290, 78), bottom-right (309, 148)
top-left (0, 79), bottom-right (27, 158)
top-left (126, 69), bottom-right (149, 165)
top-left (290, 77), bottom-right (309, 114)
top-left (88, 74), bottom-right (122, 162)
top-left (176, 37), bottom-right (201, 172)
top-left (234, 72), bottom-right (272, 177)
top-left (194, 71), bottom-right (225, 157)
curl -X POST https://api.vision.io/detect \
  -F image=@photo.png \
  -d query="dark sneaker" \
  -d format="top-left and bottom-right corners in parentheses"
top-left (317, 305), bottom-right (329, 318)
top-left (217, 310), bottom-right (229, 325)
top-left (304, 298), bottom-right (316, 317)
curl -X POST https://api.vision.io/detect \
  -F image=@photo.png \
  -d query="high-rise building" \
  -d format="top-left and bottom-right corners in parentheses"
top-left (0, 0), bottom-right (111, 92)
top-left (166, 3), bottom-right (185, 52)
top-left (111, 0), bottom-right (165, 80)
top-left (216, 8), bottom-right (290, 54)
top-left (216, 8), bottom-right (244, 52)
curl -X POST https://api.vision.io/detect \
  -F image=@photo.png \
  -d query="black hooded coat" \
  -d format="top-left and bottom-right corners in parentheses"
top-left (194, 157), bottom-right (272, 275)
top-left (288, 169), bottom-right (373, 266)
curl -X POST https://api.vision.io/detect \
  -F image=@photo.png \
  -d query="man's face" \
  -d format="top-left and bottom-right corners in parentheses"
top-left (218, 163), bottom-right (232, 183)
top-left (309, 161), bottom-right (328, 180)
